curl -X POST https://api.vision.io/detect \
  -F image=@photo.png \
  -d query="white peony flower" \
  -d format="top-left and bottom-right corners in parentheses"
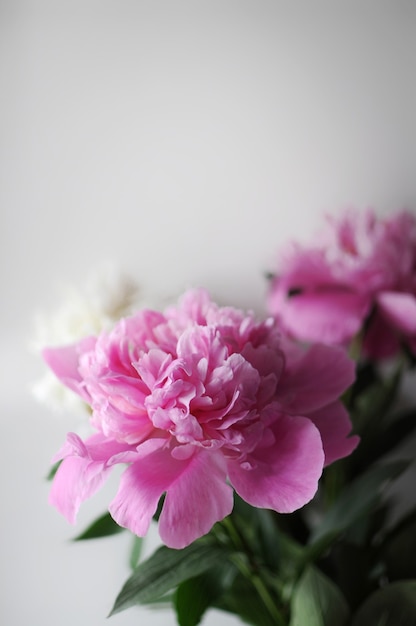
top-left (31, 263), bottom-right (142, 413)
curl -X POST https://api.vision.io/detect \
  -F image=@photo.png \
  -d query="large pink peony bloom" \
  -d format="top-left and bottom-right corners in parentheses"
top-left (44, 289), bottom-right (357, 549)
top-left (267, 209), bottom-right (416, 359)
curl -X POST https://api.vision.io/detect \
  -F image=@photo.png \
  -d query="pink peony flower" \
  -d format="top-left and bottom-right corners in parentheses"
top-left (44, 289), bottom-right (357, 549)
top-left (267, 209), bottom-right (416, 359)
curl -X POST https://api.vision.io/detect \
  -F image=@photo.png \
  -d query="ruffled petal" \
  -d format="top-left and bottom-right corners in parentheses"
top-left (307, 401), bottom-right (359, 466)
top-left (227, 413), bottom-right (324, 513)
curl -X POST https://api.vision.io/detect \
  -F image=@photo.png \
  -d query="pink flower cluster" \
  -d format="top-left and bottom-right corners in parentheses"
top-left (44, 289), bottom-right (357, 549)
top-left (267, 209), bottom-right (416, 359)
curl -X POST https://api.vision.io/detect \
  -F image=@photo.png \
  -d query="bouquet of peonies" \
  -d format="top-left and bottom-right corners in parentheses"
top-left (37, 209), bottom-right (416, 626)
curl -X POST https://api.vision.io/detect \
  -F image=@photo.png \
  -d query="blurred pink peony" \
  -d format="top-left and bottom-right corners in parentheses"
top-left (267, 209), bottom-right (416, 359)
top-left (44, 289), bottom-right (357, 549)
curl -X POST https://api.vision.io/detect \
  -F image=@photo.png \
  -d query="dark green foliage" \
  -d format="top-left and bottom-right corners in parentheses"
top-left (174, 565), bottom-right (234, 626)
top-left (289, 566), bottom-right (350, 626)
top-left (74, 512), bottom-right (125, 540)
top-left (350, 581), bottom-right (416, 626)
top-left (309, 460), bottom-right (409, 549)
top-left (381, 507), bottom-right (416, 580)
top-left (109, 540), bottom-right (228, 616)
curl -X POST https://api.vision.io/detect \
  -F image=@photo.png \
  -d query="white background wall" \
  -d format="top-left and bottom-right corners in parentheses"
top-left (1, 1), bottom-right (415, 625)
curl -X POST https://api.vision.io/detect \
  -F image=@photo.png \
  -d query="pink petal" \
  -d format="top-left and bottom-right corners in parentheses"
top-left (377, 291), bottom-right (416, 335)
top-left (109, 446), bottom-right (233, 548)
top-left (42, 336), bottom-right (96, 401)
top-left (278, 343), bottom-right (355, 414)
top-left (159, 452), bottom-right (233, 549)
top-left (363, 310), bottom-right (401, 359)
top-left (49, 433), bottom-right (135, 523)
top-left (270, 249), bottom-right (336, 291)
top-left (274, 289), bottom-right (369, 345)
top-left (227, 413), bottom-right (324, 513)
top-left (109, 459), bottom-right (167, 539)
top-left (49, 455), bottom-right (110, 524)
top-left (307, 401), bottom-right (359, 466)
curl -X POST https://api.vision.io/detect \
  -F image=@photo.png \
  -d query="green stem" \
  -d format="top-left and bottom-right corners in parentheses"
top-left (231, 553), bottom-right (286, 626)
top-left (252, 574), bottom-right (286, 626)
top-left (323, 461), bottom-right (345, 507)
top-left (348, 331), bottom-right (363, 363)
top-left (221, 516), bottom-right (286, 626)
top-left (221, 515), bottom-right (245, 550)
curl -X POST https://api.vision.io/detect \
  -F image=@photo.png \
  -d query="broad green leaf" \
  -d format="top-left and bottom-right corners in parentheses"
top-left (174, 565), bottom-right (233, 626)
top-left (289, 566), bottom-right (350, 626)
top-left (309, 460), bottom-right (409, 551)
top-left (73, 512), bottom-right (125, 540)
top-left (351, 581), bottom-right (416, 626)
top-left (109, 540), bottom-right (227, 616)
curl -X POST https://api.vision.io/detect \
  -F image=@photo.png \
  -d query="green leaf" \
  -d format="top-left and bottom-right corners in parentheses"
top-left (351, 581), bottom-right (416, 626)
top-left (309, 460), bottom-right (409, 552)
top-left (214, 570), bottom-right (281, 626)
top-left (153, 494), bottom-right (165, 521)
top-left (45, 460), bottom-right (62, 481)
top-left (326, 540), bottom-right (382, 610)
top-left (228, 500), bottom-right (305, 578)
top-left (382, 507), bottom-right (416, 580)
top-left (129, 535), bottom-right (143, 570)
top-left (352, 365), bottom-right (402, 435)
top-left (350, 408), bottom-right (416, 475)
top-left (256, 509), bottom-right (283, 571)
top-left (109, 539), bottom-right (228, 616)
top-left (73, 512), bottom-right (125, 540)
top-left (289, 566), bottom-right (350, 626)
top-left (174, 565), bottom-right (233, 626)
top-left (348, 361), bottom-right (379, 407)
top-left (227, 502), bottom-right (283, 571)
